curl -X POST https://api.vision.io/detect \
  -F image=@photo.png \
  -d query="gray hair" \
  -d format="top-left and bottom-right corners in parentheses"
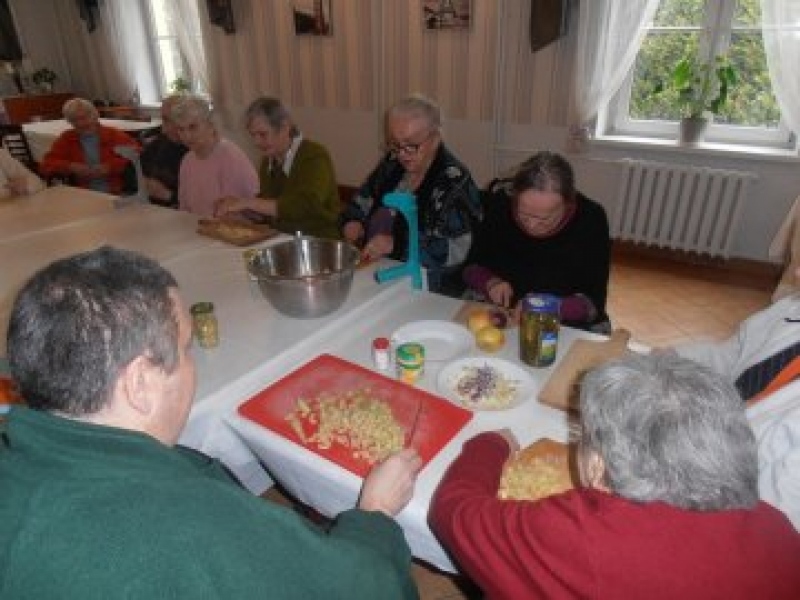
top-left (167, 93), bottom-right (213, 125)
top-left (579, 352), bottom-right (759, 511)
top-left (245, 96), bottom-right (298, 136)
top-left (62, 97), bottom-right (98, 121)
top-left (387, 93), bottom-right (442, 131)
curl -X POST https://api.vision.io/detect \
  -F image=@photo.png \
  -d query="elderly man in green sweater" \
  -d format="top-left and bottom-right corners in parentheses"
top-left (0, 246), bottom-right (421, 599)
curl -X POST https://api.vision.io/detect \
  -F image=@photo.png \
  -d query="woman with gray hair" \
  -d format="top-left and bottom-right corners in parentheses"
top-left (429, 353), bottom-right (800, 599)
top-left (214, 96), bottom-right (340, 239)
top-left (339, 93), bottom-right (481, 296)
top-left (40, 97), bottom-right (139, 194)
top-left (169, 93), bottom-right (259, 217)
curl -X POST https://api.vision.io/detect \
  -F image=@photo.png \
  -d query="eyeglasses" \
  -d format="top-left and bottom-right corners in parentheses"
top-left (386, 130), bottom-right (436, 157)
top-left (515, 205), bottom-right (565, 229)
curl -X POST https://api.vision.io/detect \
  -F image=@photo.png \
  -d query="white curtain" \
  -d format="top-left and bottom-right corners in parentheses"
top-left (94, 0), bottom-right (141, 103)
top-left (761, 0), bottom-right (800, 138)
top-left (569, 0), bottom-right (660, 151)
top-left (165, 0), bottom-right (209, 94)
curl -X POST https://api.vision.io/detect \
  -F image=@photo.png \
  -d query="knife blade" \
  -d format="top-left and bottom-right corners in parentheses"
top-left (406, 400), bottom-right (424, 448)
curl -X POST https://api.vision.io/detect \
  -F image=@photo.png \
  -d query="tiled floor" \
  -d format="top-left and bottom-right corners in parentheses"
top-left (262, 249), bottom-right (776, 600)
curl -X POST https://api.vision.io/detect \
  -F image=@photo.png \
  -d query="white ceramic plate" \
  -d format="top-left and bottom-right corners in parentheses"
top-left (437, 357), bottom-right (534, 411)
top-left (390, 320), bottom-right (472, 362)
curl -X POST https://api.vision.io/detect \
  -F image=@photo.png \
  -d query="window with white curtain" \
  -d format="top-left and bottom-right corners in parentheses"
top-left (598, 0), bottom-right (793, 149)
top-left (143, 0), bottom-right (204, 97)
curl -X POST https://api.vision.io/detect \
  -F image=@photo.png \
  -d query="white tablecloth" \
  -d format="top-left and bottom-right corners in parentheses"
top-left (223, 285), bottom-right (592, 572)
top-left (0, 186), bottom-right (405, 496)
top-left (1, 187), bottom-right (594, 573)
top-left (22, 118), bottom-right (163, 161)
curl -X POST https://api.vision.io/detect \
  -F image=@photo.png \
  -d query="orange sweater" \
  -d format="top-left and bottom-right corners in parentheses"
top-left (40, 125), bottom-right (140, 194)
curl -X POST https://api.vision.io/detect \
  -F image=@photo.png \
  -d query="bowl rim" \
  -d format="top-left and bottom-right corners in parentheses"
top-left (245, 238), bottom-right (359, 282)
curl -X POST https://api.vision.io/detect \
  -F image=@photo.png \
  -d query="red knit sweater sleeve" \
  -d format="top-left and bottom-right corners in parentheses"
top-left (429, 433), bottom-right (594, 599)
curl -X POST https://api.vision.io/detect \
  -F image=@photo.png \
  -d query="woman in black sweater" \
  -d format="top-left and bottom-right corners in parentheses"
top-left (463, 151), bottom-right (611, 332)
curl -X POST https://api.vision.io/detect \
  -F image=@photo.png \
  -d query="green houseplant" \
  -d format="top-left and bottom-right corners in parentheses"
top-left (31, 67), bottom-right (57, 92)
top-left (169, 75), bottom-right (192, 94)
top-left (655, 53), bottom-right (737, 143)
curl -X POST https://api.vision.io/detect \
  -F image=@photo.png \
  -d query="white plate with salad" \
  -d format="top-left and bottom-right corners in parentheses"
top-left (437, 357), bottom-right (534, 411)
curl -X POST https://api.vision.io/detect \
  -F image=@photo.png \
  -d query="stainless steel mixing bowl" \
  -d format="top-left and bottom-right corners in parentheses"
top-left (246, 236), bottom-right (360, 318)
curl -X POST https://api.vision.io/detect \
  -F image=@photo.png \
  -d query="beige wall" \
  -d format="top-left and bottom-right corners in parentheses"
top-left (12, 0), bottom-right (800, 262)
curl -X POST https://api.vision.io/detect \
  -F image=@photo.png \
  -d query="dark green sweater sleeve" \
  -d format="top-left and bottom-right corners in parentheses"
top-left (262, 140), bottom-right (341, 239)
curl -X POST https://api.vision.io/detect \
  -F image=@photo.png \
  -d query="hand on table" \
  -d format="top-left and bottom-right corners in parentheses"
top-left (5, 175), bottom-right (28, 196)
top-left (358, 448), bottom-right (422, 517)
top-left (487, 279), bottom-right (514, 308)
top-left (362, 233), bottom-right (394, 261)
top-left (343, 221), bottom-right (364, 244)
top-left (494, 428), bottom-right (520, 453)
top-left (70, 163), bottom-right (108, 179)
top-left (214, 196), bottom-right (246, 217)
top-left (144, 177), bottom-right (172, 201)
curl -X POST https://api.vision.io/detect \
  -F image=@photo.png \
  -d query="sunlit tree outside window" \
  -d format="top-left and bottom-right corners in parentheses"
top-left (602, 0), bottom-right (791, 147)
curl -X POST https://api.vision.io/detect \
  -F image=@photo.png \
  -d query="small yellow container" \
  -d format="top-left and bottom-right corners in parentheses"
top-left (395, 342), bottom-right (425, 385)
top-left (190, 302), bottom-right (219, 348)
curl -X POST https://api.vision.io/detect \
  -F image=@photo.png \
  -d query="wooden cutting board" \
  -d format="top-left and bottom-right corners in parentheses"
top-left (197, 218), bottom-right (278, 247)
top-left (238, 354), bottom-right (473, 477)
top-left (538, 329), bottom-right (632, 412)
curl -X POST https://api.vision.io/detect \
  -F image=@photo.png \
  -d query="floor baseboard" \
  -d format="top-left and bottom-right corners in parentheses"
top-left (612, 241), bottom-right (781, 291)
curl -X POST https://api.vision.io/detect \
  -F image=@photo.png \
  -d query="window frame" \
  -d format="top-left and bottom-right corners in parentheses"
top-left (598, 0), bottom-right (795, 150)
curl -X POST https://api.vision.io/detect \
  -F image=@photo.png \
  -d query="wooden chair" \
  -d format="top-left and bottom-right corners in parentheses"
top-left (0, 124), bottom-right (37, 172)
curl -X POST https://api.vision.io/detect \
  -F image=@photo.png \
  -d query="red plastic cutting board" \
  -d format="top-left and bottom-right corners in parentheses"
top-left (238, 353), bottom-right (473, 477)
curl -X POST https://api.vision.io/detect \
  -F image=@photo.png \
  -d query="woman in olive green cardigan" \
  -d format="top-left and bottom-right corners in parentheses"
top-left (215, 96), bottom-right (341, 239)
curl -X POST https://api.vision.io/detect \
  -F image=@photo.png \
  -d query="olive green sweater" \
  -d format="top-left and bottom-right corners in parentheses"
top-left (260, 139), bottom-right (341, 239)
top-left (0, 408), bottom-right (417, 599)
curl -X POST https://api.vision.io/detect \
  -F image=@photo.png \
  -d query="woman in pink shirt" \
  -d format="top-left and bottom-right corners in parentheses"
top-left (169, 94), bottom-right (258, 217)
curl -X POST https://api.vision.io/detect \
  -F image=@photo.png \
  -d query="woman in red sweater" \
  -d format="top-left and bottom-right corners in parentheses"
top-left (39, 98), bottom-right (139, 194)
top-left (429, 353), bottom-right (800, 599)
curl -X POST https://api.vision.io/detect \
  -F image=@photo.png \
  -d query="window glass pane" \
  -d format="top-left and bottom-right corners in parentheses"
top-left (158, 39), bottom-right (182, 88)
top-left (629, 31), bottom-right (700, 121)
top-left (720, 31), bottom-right (781, 127)
top-left (600, 0), bottom-right (791, 148)
top-left (733, 0), bottom-right (759, 26)
top-left (653, 0), bottom-right (704, 27)
top-left (150, 0), bottom-right (173, 37)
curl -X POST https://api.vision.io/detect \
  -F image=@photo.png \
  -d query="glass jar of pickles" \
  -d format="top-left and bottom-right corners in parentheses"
top-left (519, 293), bottom-right (560, 367)
top-left (190, 302), bottom-right (219, 348)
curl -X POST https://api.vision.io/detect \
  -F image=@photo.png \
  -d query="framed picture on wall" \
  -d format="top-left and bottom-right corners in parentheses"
top-left (423, 0), bottom-right (472, 30)
top-left (293, 0), bottom-right (332, 36)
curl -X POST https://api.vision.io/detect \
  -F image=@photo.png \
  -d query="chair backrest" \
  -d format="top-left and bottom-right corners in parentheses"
top-left (113, 144), bottom-right (148, 204)
top-left (0, 124), bottom-right (36, 172)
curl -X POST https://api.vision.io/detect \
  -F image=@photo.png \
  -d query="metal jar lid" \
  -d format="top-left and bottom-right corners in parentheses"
top-left (190, 302), bottom-right (215, 315)
top-left (395, 342), bottom-right (425, 365)
top-left (521, 293), bottom-right (560, 313)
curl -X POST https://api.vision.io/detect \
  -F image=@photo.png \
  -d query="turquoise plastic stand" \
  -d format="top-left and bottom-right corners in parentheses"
top-left (374, 191), bottom-right (423, 290)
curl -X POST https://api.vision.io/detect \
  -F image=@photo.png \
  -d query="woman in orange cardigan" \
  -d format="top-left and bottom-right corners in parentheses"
top-left (40, 97), bottom-right (139, 194)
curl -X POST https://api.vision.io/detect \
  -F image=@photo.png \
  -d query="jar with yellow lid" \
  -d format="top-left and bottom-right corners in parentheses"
top-left (395, 342), bottom-right (425, 384)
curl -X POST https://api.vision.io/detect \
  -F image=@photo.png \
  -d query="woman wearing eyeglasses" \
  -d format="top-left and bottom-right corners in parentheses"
top-left (339, 93), bottom-right (482, 296)
top-left (463, 151), bottom-right (611, 333)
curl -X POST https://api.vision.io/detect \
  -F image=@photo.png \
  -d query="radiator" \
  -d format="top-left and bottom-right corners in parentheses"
top-left (612, 159), bottom-right (755, 258)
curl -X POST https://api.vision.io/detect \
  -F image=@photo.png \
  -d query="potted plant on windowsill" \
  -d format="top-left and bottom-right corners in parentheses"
top-left (655, 53), bottom-right (737, 144)
top-left (31, 67), bottom-right (57, 94)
